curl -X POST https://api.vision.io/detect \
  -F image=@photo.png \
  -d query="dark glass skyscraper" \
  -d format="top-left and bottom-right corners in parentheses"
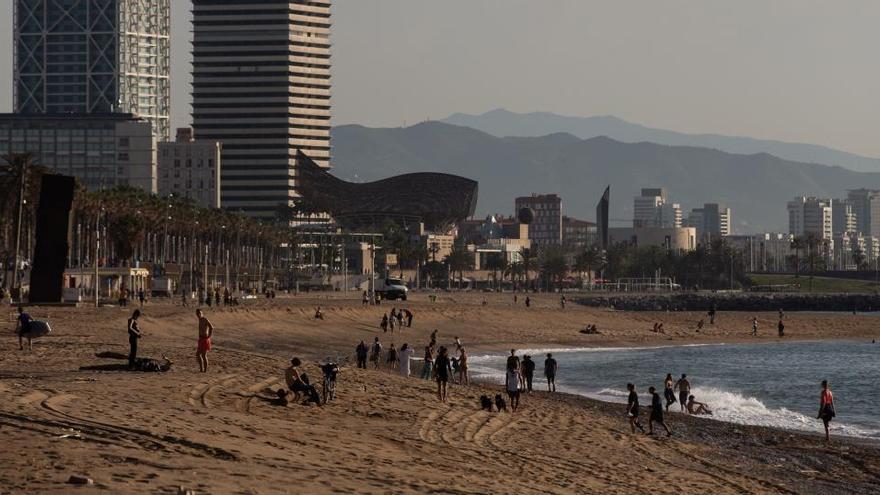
top-left (13, 0), bottom-right (171, 141)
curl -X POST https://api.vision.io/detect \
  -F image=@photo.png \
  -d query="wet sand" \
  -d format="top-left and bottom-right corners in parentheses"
top-left (1, 292), bottom-right (878, 493)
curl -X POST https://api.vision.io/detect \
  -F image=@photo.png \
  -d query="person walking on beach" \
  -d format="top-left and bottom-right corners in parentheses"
top-left (399, 343), bottom-right (415, 377)
top-left (544, 353), bottom-right (558, 392)
top-left (138, 288), bottom-right (146, 307)
top-left (522, 355), bottom-right (536, 393)
top-left (663, 373), bottom-right (676, 411)
top-left (626, 383), bottom-right (645, 433)
top-left (127, 309), bottom-right (141, 370)
top-left (370, 337), bottom-right (382, 369)
top-left (778, 319), bottom-right (785, 338)
top-left (674, 374), bottom-right (690, 412)
top-left (362, 291), bottom-right (369, 306)
top-left (648, 386), bottom-right (672, 436)
top-left (708, 306), bottom-right (716, 325)
top-left (525, 296), bottom-right (531, 308)
top-left (196, 309), bottom-right (214, 373)
top-left (16, 306), bottom-right (33, 351)
top-left (396, 310), bottom-right (404, 329)
top-left (433, 346), bottom-right (453, 403)
top-left (818, 380), bottom-right (836, 442)
top-left (506, 365), bottom-right (522, 412)
top-left (380, 314), bottom-right (389, 333)
top-left (355, 340), bottom-right (368, 369)
top-left (458, 346), bottom-right (469, 385)
top-left (404, 308), bottom-right (414, 327)
top-left (560, 295), bottom-right (566, 309)
top-left (421, 344), bottom-right (435, 380)
top-left (751, 317), bottom-right (758, 336)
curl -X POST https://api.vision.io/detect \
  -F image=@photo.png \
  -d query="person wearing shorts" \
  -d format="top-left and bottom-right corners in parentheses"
top-left (506, 367), bottom-right (522, 412)
top-left (675, 374), bottom-right (690, 412)
top-left (196, 309), bottom-right (214, 373)
top-left (627, 383), bottom-right (645, 433)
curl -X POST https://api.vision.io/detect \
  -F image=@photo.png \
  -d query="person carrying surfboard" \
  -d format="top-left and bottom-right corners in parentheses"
top-left (17, 306), bottom-right (33, 351)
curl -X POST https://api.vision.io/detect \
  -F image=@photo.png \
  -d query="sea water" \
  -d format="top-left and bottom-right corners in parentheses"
top-left (468, 340), bottom-right (880, 439)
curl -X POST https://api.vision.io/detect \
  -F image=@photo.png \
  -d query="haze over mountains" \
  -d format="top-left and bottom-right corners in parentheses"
top-left (443, 109), bottom-right (880, 173)
top-left (330, 121), bottom-right (880, 233)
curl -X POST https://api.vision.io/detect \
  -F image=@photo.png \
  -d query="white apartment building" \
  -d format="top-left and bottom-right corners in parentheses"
top-left (787, 196), bottom-right (833, 241)
top-left (192, 0), bottom-right (332, 220)
top-left (158, 128), bottom-right (221, 208)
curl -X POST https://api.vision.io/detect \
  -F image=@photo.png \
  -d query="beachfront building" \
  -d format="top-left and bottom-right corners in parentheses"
top-left (846, 189), bottom-right (880, 237)
top-left (608, 226), bottom-right (697, 252)
top-left (686, 203), bottom-right (731, 242)
top-left (633, 188), bottom-right (681, 228)
top-left (831, 198), bottom-right (858, 236)
top-left (0, 113), bottom-right (156, 192)
top-left (562, 216), bottom-right (597, 250)
top-left (192, 0), bottom-right (332, 220)
top-left (158, 128), bottom-right (222, 209)
top-left (516, 194), bottom-right (562, 247)
top-left (13, 0), bottom-right (171, 141)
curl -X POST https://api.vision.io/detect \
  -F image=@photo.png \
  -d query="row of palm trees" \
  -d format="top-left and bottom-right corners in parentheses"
top-left (1, 153), bottom-right (300, 292)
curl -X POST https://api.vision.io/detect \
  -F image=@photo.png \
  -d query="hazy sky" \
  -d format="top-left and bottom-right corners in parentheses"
top-left (1, 1), bottom-right (878, 157)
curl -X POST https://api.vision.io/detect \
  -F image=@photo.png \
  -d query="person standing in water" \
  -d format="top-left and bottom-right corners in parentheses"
top-left (648, 386), bottom-right (672, 436)
top-left (663, 373), bottom-right (676, 411)
top-left (544, 353), bottom-right (558, 392)
top-left (127, 309), bottom-right (141, 369)
top-left (196, 309), bottom-right (214, 373)
top-left (626, 383), bottom-right (645, 433)
top-left (674, 374), bottom-right (690, 412)
top-left (818, 380), bottom-right (835, 443)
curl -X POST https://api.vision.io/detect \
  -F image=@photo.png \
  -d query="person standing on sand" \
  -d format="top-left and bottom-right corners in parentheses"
top-left (420, 344), bottom-right (435, 380)
top-left (127, 309), bottom-right (141, 369)
top-left (458, 346), bottom-right (469, 385)
top-left (778, 319), bottom-right (785, 338)
top-left (399, 343), bottom-right (415, 377)
top-left (138, 288), bottom-right (146, 307)
top-left (433, 346), bottom-right (452, 403)
top-left (386, 343), bottom-right (399, 369)
top-left (196, 309), bottom-right (214, 373)
top-left (544, 353), bottom-right (558, 392)
top-left (362, 291), bottom-right (369, 306)
top-left (674, 374), bottom-right (690, 412)
top-left (525, 296), bottom-right (531, 308)
top-left (396, 310), bottom-right (404, 329)
top-left (818, 380), bottom-right (836, 442)
top-left (355, 340), bottom-right (368, 369)
top-left (380, 314), bottom-right (388, 333)
top-left (708, 306), bottom-right (716, 325)
top-left (521, 355), bottom-right (536, 393)
top-left (506, 365), bottom-right (522, 412)
top-left (751, 317), bottom-right (758, 337)
top-left (648, 386), bottom-right (672, 436)
top-left (663, 374), bottom-right (676, 411)
top-left (370, 337), bottom-right (382, 369)
top-left (560, 295), bottom-right (566, 309)
top-left (626, 383), bottom-right (645, 433)
top-left (404, 308), bottom-right (414, 327)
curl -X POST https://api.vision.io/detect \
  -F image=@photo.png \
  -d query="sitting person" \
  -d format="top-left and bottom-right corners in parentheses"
top-left (314, 306), bottom-right (324, 320)
top-left (285, 357), bottom-right (314, 401)
top-left (686, 395), bottom-right (713, 415)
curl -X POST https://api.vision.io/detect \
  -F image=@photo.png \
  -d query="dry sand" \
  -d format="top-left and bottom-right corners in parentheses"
top-left (1, 292), bottom-right (879, 494)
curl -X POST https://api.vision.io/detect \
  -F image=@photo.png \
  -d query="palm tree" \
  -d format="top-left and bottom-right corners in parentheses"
top-left (574, 246), bottom-right (602, 286)
top-left (519, 247), bottom-right (534, 290)
top-left (790, 236), bottom-right (804, 276)
top-left (485, 252), bottom-right (507, 291)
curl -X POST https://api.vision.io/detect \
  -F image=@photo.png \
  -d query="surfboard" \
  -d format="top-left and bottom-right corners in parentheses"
top-left (28, 320), bottom-right (51, 338)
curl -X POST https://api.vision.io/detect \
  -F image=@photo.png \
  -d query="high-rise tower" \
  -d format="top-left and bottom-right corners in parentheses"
top-left (192, 0), bottom-right (332, 220)
top-left (13, 0), bottom-right (171, 141)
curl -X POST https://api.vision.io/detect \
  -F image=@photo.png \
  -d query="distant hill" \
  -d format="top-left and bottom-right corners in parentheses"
top-left (330, 121), bottom-right (880, 233)
top-left (443, 109), bottom-right (880, 173)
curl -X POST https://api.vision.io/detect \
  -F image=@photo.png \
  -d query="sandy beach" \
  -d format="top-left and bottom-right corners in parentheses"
top-left (1, 292), bottom-right (879, 494)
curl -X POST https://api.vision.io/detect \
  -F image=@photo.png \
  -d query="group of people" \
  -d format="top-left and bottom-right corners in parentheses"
top-left (651, 322), bottom-right (666, 334)
top-left (126, 308), bottom-right (213, 372)
top-left (501, 350), bottom-right (559, 413)
top-left (379, 307), bottom-right (414, 332)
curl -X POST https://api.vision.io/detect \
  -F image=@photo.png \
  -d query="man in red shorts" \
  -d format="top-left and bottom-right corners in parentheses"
top-left (196, 309), bottom-right (214, 372)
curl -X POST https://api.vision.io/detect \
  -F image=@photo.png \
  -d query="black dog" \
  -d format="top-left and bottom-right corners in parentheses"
top-left (494, 394), bottom-right (508, 412)
top-left (480, 395), bottom-right (494, 411)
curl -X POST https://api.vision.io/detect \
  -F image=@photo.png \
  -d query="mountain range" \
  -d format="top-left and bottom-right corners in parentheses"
top-left (330, 121), bottom-right (880, 233)
top-left (443, 109), bottom-right (880, 173)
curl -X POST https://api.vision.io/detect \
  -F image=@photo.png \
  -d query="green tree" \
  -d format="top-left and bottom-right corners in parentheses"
top-left (485, 252), bottom-right (507, 290)
top-left (539, 247), bottom-right (568, 292)
top-left (444, 242), bottom-right (472, 289)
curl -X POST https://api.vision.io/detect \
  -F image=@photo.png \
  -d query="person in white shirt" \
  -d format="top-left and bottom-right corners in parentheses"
top-left (399, 343), bottom-right (415, 377)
